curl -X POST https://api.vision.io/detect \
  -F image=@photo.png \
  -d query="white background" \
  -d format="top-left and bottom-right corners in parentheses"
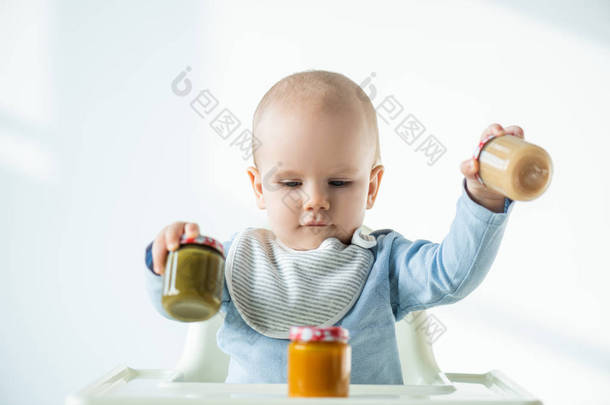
top-left (1, 1), bottom-right (609, 404)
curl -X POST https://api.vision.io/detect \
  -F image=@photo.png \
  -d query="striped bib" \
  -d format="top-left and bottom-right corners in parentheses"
top-left (225, 226), bottom-right (376, 339)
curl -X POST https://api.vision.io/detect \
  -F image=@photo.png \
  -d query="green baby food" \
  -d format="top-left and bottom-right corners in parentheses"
top-left (162, 244), bottom-right (225, 322)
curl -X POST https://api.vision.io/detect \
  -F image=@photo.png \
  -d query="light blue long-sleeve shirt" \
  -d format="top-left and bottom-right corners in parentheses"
top-left (144, 179), bottom-right (514, 384)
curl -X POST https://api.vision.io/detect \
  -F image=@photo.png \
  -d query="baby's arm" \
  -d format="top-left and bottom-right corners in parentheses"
top-left (388, 178), bottom-right (514, 321)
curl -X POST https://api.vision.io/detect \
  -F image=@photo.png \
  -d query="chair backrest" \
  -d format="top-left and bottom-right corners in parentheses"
top-left (174, 309), bottom-right (448, 385)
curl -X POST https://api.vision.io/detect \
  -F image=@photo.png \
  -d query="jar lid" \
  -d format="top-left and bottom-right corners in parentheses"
top-left (289, 326), bottom-right (349, 343)
top-left (179, 234), bottom-right (225, 258)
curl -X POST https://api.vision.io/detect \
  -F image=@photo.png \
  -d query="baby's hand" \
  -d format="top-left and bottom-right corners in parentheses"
top-left (151, 222), bottom-right (200, 275)
top-left (460, 123), bottom-right (525, 213)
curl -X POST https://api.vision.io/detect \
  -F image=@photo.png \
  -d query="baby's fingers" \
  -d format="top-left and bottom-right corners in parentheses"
top-left (152, 229), bottom-right (171, 275)
top-left (184, 222), bottom-right (200, 238)
top-left (166, 221), bottom-right (200, 251)
top-left (503, 125), bottom-right (525, 139)
top-left (165, 222), bottom-right (189, 251)
top-left (480, 123), bottom-right (505, 141)
top-left (460, 158), bottom-right (479, 180)
top-left (152, 221), bottom-right (201, 275)
top-left (152, 221), bottom-right (186, 275)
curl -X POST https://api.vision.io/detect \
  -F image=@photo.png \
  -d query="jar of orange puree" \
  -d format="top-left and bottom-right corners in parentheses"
top-left (288, 325), bottom-right (351, 397)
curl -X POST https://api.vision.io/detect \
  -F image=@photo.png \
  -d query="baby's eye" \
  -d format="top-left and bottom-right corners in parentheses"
top-left (280, 181), bottom-right (350, 188)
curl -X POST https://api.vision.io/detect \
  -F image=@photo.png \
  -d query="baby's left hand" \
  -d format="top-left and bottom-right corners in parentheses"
top-left (460, 123), bottom-right (525, 213)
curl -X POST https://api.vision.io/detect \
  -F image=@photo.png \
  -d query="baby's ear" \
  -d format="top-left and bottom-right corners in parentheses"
top-left (246, 166), bottom-right (266, 209)
top-left (366, 164), bottom-right (385, 209)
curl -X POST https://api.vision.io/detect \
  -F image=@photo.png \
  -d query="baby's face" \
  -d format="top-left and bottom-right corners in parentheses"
top-left (247, 101), bottom-right (384, 250)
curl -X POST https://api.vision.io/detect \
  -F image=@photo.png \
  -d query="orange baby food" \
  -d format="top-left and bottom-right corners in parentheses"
top-left (288, 326), bottom-right (351, 397)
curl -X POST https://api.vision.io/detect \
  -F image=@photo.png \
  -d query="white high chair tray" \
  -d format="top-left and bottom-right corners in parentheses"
top-left (66, 364), bottom-right (542, 404)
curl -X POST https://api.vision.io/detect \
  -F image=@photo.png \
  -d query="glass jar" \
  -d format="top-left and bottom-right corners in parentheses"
top-left (161, 234), bottom-right (225, 322)
top-left (473, 133), bottom-right (553, 201)
top-left (288, 326), bottom-right (351, 397)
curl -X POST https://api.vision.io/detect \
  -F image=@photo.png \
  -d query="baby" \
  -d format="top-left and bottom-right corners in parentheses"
top-left (144, 70), bottom-right (521, 384)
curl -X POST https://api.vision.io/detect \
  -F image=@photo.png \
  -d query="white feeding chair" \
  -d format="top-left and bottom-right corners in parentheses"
top-left (65, 309), bottom-right (543, 404)
top-left (66, 225), bottom-right (544, 404)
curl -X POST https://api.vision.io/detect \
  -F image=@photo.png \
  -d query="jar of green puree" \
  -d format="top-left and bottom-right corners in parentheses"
top-left (161, 234), bottom-right (225, 322)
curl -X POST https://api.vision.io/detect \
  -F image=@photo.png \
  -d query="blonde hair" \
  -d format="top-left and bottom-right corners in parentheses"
top-left (252, 69), bottom-right (381, 169)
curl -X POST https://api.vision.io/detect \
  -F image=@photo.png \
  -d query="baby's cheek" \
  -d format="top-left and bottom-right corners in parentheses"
top-left (344, 186), bottom-right (369, 209)
top-left (270, 189), bottom-right (302, 212)
top-left (334, 196), bottom-right (363, 218)
top-left (266, 198), bottom-right (297, 225)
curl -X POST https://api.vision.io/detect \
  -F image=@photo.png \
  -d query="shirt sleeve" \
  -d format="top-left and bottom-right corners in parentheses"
top-left (143, 232), bottom-right (237, 321)
top-left (388, 178), bottom-right (515, 321)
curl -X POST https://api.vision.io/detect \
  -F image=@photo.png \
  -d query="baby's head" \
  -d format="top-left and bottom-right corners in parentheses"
top-left (247, 70), bottom-right (385, 250)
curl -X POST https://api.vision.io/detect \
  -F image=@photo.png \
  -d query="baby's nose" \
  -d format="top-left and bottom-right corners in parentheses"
top-left (302, 187), bottom-right (330, 211)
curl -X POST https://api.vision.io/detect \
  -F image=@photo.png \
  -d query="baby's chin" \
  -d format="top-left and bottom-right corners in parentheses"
top-left (278, 225), bottom-right (348, 250)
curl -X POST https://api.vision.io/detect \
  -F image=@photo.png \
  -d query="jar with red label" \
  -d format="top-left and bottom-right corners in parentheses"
top-left (287, 326), bottom-right (351, 397)
top-left (161, 234), bottom-right (225, 322)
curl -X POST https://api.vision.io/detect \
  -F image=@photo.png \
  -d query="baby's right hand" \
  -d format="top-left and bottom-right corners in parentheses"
top-left (152, 222), bottom-right (200, 275)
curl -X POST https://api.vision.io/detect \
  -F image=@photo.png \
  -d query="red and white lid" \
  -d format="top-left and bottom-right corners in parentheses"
top-left (179, 234), bottom-right (225, 258)
top-left (289, 326), bottom-right (349, 343)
